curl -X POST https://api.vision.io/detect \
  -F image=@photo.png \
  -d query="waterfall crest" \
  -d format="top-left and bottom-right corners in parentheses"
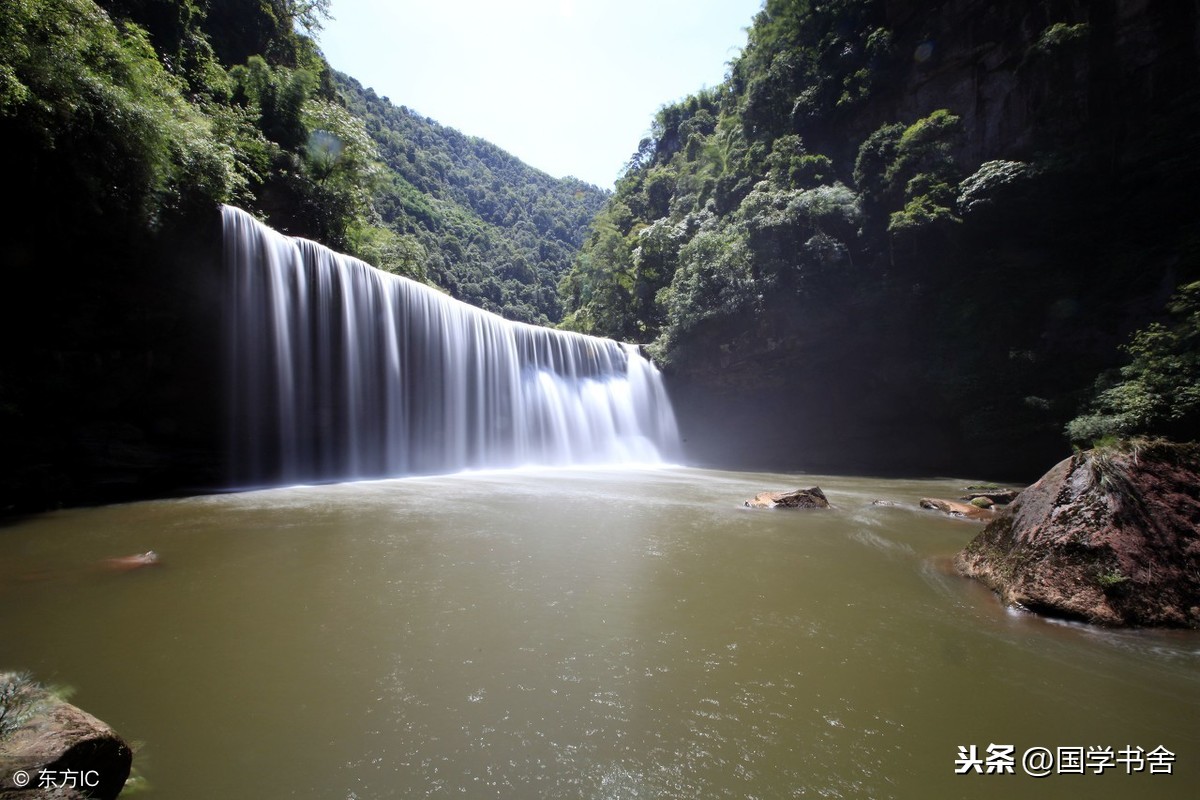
top-left (223, 206), bottom-right (680, 486)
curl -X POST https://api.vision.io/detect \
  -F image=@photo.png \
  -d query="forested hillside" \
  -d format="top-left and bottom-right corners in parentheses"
top-left (560, 0), bottom-right (1200, 477)
top-left (338, 75), bottom-right (607, 324)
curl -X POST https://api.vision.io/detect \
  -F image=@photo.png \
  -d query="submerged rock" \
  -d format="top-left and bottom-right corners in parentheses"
top-left (99, 551), bottom-right (160, 572)
top-left (0, 673), bottom-right (131, 799)
top-left (955, 440), bottom-right (1200, 627)
top-left (745, 487), bottom-right (829, 509)
top-left (919, 497), bottom-right (995, 520)
top-left (961, 488), bottom-right (1021, 505)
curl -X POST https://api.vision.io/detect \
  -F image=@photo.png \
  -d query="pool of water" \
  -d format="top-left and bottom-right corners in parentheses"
top-left (2, 467), bottom-right (1197, 798)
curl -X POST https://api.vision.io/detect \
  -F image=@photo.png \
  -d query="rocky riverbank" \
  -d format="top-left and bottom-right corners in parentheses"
top-left (0, 674), bottom-right (131, 799)
top-left (955, 439), bottom-right (1200, 627)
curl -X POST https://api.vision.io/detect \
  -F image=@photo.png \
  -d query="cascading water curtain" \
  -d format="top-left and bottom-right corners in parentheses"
top-left (222, 206), bottom-right (680, 487)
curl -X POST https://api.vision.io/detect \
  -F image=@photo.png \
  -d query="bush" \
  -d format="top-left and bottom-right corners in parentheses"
top-left (1067, 282), bottom-right (1200, 445)
top-left (957, 160), bottom-right (1034, 216)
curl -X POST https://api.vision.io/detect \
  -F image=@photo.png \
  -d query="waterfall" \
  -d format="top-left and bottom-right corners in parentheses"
top-left (223, 206), bottom-right (680, 486)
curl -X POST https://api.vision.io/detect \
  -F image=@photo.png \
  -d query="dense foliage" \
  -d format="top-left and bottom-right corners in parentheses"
top-left (0, 0), bottom-right (390, 243)
top-left (1, 0), bottom-right (603, 301)
top-left (2, 0), bottom-right (1197, 506)
top-left (559, 0), bottom-right (1200, 473)
top-left (1067, 283), bottom-right (1200, 446)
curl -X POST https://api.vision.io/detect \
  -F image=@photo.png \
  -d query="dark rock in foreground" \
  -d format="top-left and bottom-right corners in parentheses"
top-left (745, 487), bottom-right (829, 509)
top-left (0, 673), bottom-right (131, 799)
top-left (955, 440), bottom-right (1200, 627)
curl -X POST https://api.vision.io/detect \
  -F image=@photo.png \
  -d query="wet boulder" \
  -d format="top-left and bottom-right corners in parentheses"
top-left (955, 440), bottom-right (1200, 627)
top-left (920, 497), bottom-right (995, 520)
top-left (745, 487), bottom-right (829, 509)
top-left (961, 487), bottom-right (1021, 505)
top-left (98, 551), bottom-right (160, 573)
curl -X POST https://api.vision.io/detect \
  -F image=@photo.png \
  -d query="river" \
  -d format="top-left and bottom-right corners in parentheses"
top-left (2, 466), bottom-right (1197, 798)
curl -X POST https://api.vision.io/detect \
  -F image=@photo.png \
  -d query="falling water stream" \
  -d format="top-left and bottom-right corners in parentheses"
top-left (223, 206), bottom-right (678, 487)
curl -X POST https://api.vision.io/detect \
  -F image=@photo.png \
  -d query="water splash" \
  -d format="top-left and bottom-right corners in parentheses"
top-left (223, 206), bottom-right (679, 487)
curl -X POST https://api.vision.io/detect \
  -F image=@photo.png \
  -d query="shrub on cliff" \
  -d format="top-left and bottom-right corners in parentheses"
top-left (1067, 281), bottom-right (1200, 446)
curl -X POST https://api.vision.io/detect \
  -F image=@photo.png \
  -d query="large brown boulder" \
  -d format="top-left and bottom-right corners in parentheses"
top-left (0, 674), bottom-right (131, 799)
top-left (955, 440), bottom-right (1200, 627)
top-left (744, 487), bottom-right (829, 509)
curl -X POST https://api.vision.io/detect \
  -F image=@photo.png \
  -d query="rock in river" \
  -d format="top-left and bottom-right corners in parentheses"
top-left (920, 497), bottom-right (995, 520)
top-left (961, 488), bottom-right (1021, 505)
top-left (745, 487), bottom-right (829, 509)
top-left (954, 440), bottom-right (1200, 627)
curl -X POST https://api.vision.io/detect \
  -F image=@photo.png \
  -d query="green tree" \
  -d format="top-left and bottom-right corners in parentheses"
top-left (883, 109), bottom-right (962, 233)
top-left (1067, 282), bottom-right (1200, 445)
top-left (229, 55), bottom-right (316, 150)
top-left (0, 0), bottom-right (245, 225)
top-left (273, 0), bottom-right (332, 34)
top-left (657, 224), bottom-right (756, 357)
top-left (558, 211), bottom-right (638, 339)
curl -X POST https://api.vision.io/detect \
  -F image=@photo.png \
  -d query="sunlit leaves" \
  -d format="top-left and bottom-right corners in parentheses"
top-left (1067, 282), bottom-right (1200, 444)
top-left (346, 220), bottom-right (427, 282)
top-left (957, 160), bottom-right (1034, 216)
top-left (658, 225), bottom-right (756, 352)
top-left (0, 0), bottom-right (245, 224)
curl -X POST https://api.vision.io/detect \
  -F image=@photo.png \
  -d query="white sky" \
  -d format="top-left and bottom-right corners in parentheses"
top-left (316, 0), bottom-right (763, 189)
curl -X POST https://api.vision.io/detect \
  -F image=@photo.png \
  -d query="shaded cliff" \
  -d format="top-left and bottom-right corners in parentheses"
top-left (561, 0), bottom-right (1200, 478)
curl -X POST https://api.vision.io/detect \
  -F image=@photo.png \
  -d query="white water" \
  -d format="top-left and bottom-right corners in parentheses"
top-left (222, 206), bottom-right (679, 486)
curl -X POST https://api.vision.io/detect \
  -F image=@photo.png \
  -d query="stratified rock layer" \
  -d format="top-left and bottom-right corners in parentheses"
top-left (955, 441), bottom-right (1200, 627)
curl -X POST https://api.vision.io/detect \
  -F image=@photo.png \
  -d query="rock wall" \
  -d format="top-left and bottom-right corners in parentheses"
top-left (871, 0), bottom-right (1199, 167)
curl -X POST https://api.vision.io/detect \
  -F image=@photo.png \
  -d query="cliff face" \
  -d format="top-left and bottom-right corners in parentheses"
top-left (878, 0), bottom-right (1086, 163)
top-left (651, 0), bottom-right (1200, 479)
top-left (866, 0), bottom-right (1198, 167)
top-left (718, 0), bottom-right (1200, 175)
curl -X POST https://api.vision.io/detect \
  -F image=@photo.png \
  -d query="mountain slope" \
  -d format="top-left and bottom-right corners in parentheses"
top-left (337, 73), bottom-right (608, 324)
